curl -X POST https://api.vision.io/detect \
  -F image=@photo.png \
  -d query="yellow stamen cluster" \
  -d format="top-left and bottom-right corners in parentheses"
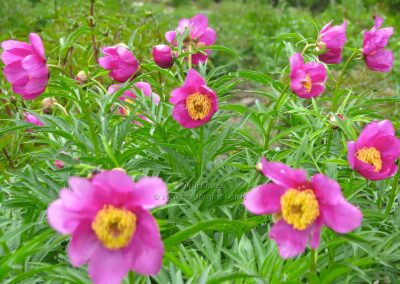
top-left (121, 98), bottom-right (135, 116)
top-left (356, 147), bottom-right (382, 172)
top-left (281, 189), bottom-right (319, 230)
top-left (186, 93), bottom-right (212, 120)
top-left (92, 205), bottom-right (137, 250)
top-left (302, 74), bottom-right (312, 93)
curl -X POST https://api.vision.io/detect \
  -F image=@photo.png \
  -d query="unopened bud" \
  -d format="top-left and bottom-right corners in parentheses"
top-left (42, 97), bottom-right (56, 109)
top-left (54, 160), bottom-right (64, 169)
top-left (152, 44), bottom-right (174, 69)
top-left (75, 71), bottom-right (88, 84)
top-left (255, 162), bottom-right (263, 172)
top-left (329, 113), bottom-right (345, 128)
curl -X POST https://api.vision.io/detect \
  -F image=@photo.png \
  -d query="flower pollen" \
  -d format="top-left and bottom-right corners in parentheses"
top-left (302, 74), bottom-right (312, 93)
top-left (186, 93), bottom-right (212, 120)
top-left (281, 189), bottom-right (319, 230)
top-left (356, 147), bottom-right (382, 172)
top-left (92, 205), bottom-right (137, 250)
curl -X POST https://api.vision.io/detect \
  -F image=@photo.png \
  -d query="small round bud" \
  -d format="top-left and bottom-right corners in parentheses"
top-left (152, 44), bottom-right (174, 69)
top-left (42, 97), bottom-right (56, 109)
top-left (75, 71), bottom-right (88, 84)
top-left (54, 160), bottom-right (64, 169)
top-left (255, 162), bottom-right (263, 172)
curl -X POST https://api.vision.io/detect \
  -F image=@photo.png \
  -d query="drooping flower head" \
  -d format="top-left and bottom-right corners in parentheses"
top-left (362, 16), bottom-right (394, 72)
top-left (47, 170), bottom-right (168, 284)
top-left (169, 69), bottom-right (218, 128)
top-left (98, 45), bottom-right (139, 82)
top-left (0, 33), bottom-right (49, 100)
top-left (289, 53), bottom-right (327, 99)
top-left (54, 160), bottom-right (64, 169)
top-left (317, 20), bottom-right (347, 64)
top-left (347, 120), bottom-right (400, 180)
top-left (108, 82), bottom-right (160, 125)
top-left (24, 112), bottom-right (44, 130)
top-left (243, 158), bottom-right (362, 259)
top-left (165, 14), bottom-right (216, 64)
top-left (152, 45), bottom-right (174, 69)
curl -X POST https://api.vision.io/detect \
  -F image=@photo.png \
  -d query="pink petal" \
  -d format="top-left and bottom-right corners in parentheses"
top-left (289, 52), bottom-right (304, 70)
top-left (1, 40), bottom-right (32, 51)
top-left (269, 220), bottom-right (310, 259)
top-left (357, 120), bottom-right (395, 148)
top-left (172, 101), bottom-right (206, 128)
top-left (134, 82), bottom-right (152, 97)
top-left (184, 68), bottom-right (206, 91)
top-left (310, 217), bottom-right (323, 249)
top-left (197, 27), bottom-right (217, 46)
top-left (260, 157), bottom-right (309, 189)
top-left (165, 31), bottom-right (177, 45)
top-left (21, 54), bottom-right (48, 78)
top-left (88, 246), bottom-right (132, 284)
top-left (311, 174), bottom-right (345, 205)
top-left (47, 199), bottom-right (80, 234)
top-left (243, 183), bottom-right (287, 214)
top-left (347, 141), bottom-right (357, 169)
top-left (130, 208), bottom-right (164, 275)
top-left (320, 201), bottom-right (362, 233)
top-left (128, 177), bottom-right (168, 210)
top-left (191, 52), bottom-right (209, 65)
top-left (29, 33), bottom-right (45, 59)
top-left (365, 49), bottom-right (393, 73)
top-left (68, 221), bottom-right (99, 266)
top-left (308, 84), bottom-right (325, 98)
top-left (92, 170), bottom-right (134, 194)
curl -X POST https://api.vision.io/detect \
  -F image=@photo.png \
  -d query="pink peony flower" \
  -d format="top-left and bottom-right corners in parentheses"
top-left (289, 53), bottom-right (327, 99)
top-left (169, 69), bottom-right (218, 128)
top-left (0, 33), bottom-right (49, 100)
top-left (347, 120), bottom-right (400, 180)
top-left (54, 160), bottom-right (64, 169)
top-left (47, 170), bottom-right (168, 284)
top-left (243, 158), bottom-right (362, 259)
top-left (362, 16), bottom-right (394, 72)
top-left (24, 112), bottom-right (44, 128)
top-left (152, 45), bottom-right (174, 68)
top-left (98, 45), bottom-right (139, 82)
top-left (318, 20), bottom-right (347, 64)
top-left (165, 14), bottom-right (216, 64)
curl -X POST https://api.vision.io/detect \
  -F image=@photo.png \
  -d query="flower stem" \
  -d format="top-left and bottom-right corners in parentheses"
top-left (332, 51), bottom-right (358, 111)
top-left (53, 102), bottom-right (69, 116)
top-left (308, 249), bottom-right (318, 283)
top-left (89, 0), bottom-right (99, 62)
top-left (188, 44), bottom-right (192, 70)
top-left (264, 84), bottom-right (290, 148)
top-left (385, 170), bottom-right (399, 215)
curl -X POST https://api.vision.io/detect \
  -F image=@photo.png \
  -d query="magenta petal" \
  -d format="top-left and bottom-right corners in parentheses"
top-left (68, 222), bottom-right (99, 266)
top-left (289, 52), bottom-right (304, 71)
top-left (1, 40), bottom-right (32, 51)
top-left (243, 183), bottom-right (287, 214)
top-left (357, 120), bottom-right (395, 147)
top-left (191, 52), bottom-right (209, 65)
top-left (269, 220), bottom-right (310, 259)
top-left (47, 199), bottom-right (79, 234)
top-left (347, 141), bottom-right (357, 169)
top-left (310, 217), bottom-right (323, 249)
top-left (129, 177), bottom-right (168, 209)
top-left (172, 101), bottom-right (205, 128)
top-left (311, 174), bottom-right (344, 205)
top-left (88, 246), bottom-right (131, 284)
top-left (29, 33), bottom-right (45, 59)
top-left (365, 49), bottom-right (393, 72)
top-left (261, 157), bottom-right (308, 189)
top-left (165, 31), bottom-right (177, 45)
top-left (92, 170), bottom-right (134, 194)
top-left (130, 208), bottom-right (164, 275)
top-left (198, 28), bottom-right (217, 46)
top-left (185, 68), bottom-right (206, 90)
top-left (320, 201), bottom-right (362, 234)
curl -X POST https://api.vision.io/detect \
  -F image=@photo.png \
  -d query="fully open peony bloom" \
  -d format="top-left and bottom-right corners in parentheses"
top-left (24, 112), bottom-right (44, 128)
top-left (98, 45), bottom-right (139, 82)
top-left (362, 16), bottom-right (394, 72)
top-left (165, 14), bottom-right (216, 64)
top-left (317, 20), bottom-right (347, 64)
top-left (153, 45), bottom-right (174, 69)
top-left (243, 158), bottom-right (362, 259)
top-left (47, 170), bottom-right (168, 284)
top-left (347, 120), bottom-right (400, 180)
top-left (1, 33), bottom-right (49, 100)
top-left (169, 69), bottom-right (218, 128)
top-left (289, 53), bottom-right (327, 99)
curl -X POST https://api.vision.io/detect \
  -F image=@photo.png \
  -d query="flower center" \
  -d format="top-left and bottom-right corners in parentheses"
top-left (92, 205), bottom-right (137, 250)
top-left (121, 98), bottom-right (135, 116)
top-left (356, 147), bottom-right (382, 172)
top-left (302, 74), bottom-right (312, 93)
top-left (281, 189), bottom-right (319, 230)
top-left (186, 93), bottom-right (212, 120)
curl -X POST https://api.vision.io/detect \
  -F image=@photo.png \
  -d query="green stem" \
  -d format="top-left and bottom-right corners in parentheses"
top-left (310, 249), bottom-right (318, 275)
top-left (301, 43), bottom-right (316, 55)
top-left (53, 102), bottom-right (69, 116)
top-left (264, 84), bottom-right (290, 148)
top-left (332, 51), bottom-right (358, 112)
top-left (188, 44), bottom-right (192, 70)
top-left (385, 171), bottom-right (399, 214)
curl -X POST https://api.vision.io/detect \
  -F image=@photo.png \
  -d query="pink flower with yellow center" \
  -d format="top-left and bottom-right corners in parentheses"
top-left (362, 16), bottom-right (394, 72)
top-left (347, 120), bottom-right (400, 180)
top-left (0, 33), bottom-right (49, 100)
top-left (289, 53), bottom-right (327, 99)
top-left (98, 45), bottom-right (139, 83)
top-left (243, 158), bottom-right (362, 259)
top-left (47, 170), bottom-right (168, 284)
top-left (165, 14), bottom-right (216, 64)
top-left (317, 20), bottom-right (347, 64)
top-left (169, 69), bottom-right (218, 128)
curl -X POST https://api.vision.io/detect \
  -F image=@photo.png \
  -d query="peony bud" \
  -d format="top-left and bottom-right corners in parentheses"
top-left (152, 44), bottom-right (173, 68)
top-left (42, 97), bottom-right (56, 110)
top-left (255, 162), bottom-right (263, 172)
top-left (54, 160), bottom-right (64, 169)
top-left (75, 71), bottom-right (88, 84)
